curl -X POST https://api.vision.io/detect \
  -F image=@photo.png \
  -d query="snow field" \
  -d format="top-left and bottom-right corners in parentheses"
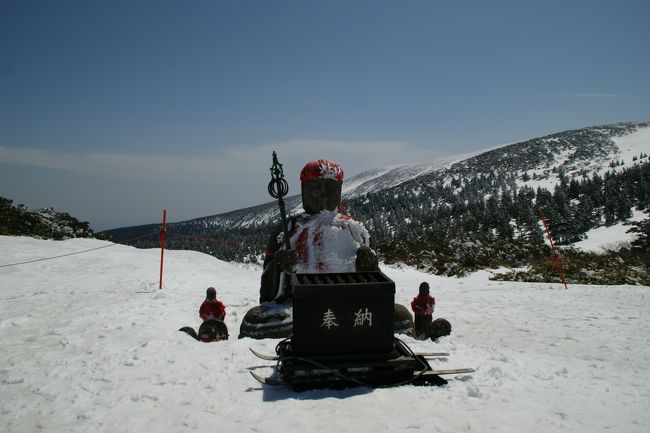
top-left (1, 236), bottom-right (649, 433)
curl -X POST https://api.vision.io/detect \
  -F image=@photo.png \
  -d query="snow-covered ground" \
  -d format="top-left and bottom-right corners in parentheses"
top-left (1, 236), bottom-right (649, 433)
top-left (612, 126), bottom-right (650, 167)
top-left (573, 208), bottom-right (647, 253)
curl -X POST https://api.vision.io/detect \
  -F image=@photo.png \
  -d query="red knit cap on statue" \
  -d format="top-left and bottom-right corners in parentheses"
top-left (300, 160), bottom-right (344, 183)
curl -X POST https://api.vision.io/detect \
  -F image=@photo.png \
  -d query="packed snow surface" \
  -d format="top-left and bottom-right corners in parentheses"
top-left (1, 236), bottom-right (649, 433)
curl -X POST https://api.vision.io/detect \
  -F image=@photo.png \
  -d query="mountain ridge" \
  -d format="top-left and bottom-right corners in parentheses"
top-left (107, 120), bottom-right (647, 231)
top-left (101, 121), bottom-right (650, 283)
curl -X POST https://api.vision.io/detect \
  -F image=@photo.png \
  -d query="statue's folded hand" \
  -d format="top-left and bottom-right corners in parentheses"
top-left (276, 249), bottom-right (298, 272)
top-left (355, 246), bottom-right (378, 271)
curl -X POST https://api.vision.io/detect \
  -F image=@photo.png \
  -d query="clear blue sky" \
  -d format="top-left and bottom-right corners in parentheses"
top-left (1, 0), bottom-right (649, 230)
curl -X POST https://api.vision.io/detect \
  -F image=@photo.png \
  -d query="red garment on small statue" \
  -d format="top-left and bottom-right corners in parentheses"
top-left (411, 294), bottom-right (435, 316)
top-left (199, 299), bottom-right (226, 321)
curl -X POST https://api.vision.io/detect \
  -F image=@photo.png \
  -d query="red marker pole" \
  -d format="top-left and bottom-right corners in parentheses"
top-left (540, 212), bottom-right (568, 290)
top-left (159, 209), bottom-right (167, 290)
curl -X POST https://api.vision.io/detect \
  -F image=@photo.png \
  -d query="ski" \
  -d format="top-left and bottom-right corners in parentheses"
top-left (424, 367), bottom-right (475, 375)
top-left (250, 367), bottom-right (474, 387)
top-left (250, 348), bottom-right (450, 361)
top-left (250, 370), bottom-right (285, 386)
top-left (249, 347), bottom-right (279, 361)
top-left (414, 352), bottom-right (449, 357)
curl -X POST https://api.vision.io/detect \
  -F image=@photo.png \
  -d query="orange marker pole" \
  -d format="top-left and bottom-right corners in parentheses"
top-left (540, 212), bottom-right (568, 290)
top-left (159, 209), bottom-right (167, 290)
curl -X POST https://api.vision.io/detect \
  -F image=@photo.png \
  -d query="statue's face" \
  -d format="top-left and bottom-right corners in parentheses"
top-left (301, 178), bottom-right (342, 214)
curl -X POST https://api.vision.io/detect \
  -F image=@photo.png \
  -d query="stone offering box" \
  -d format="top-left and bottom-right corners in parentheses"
top-left (291, 271), bottom-right (395, 358)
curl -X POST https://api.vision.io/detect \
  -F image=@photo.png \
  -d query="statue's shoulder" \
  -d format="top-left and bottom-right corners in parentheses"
top-left (336, 213), bottom-right (366, 228)
top-left (336, 212), bottom-right (353, 221)
top-left (291, 212), bottom-right (308, 225)
top-left (336, 213), bottom-right (370, 244)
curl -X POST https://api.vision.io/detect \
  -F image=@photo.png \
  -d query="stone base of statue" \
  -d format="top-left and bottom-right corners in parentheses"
top-left (238, 302), bottom-right (293, 339)
top-left (393, 303), bottom-right (414, 335)
top-left (239, 301), bottom-right (413, 339)
top-left (428, 318), bottom-right (452, 341)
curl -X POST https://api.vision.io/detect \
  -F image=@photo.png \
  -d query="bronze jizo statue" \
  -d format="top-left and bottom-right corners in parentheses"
top-left (260, 159), bottom-right (379, 303)
top-left (239, 158), bottom-right (414, 340)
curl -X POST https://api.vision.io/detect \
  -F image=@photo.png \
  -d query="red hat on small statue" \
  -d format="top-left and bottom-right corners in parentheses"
top-left (300, 159), bottom-right (344, 183)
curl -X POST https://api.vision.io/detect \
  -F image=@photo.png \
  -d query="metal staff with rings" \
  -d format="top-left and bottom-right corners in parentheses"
top-left (268, 151), bottom-right (292, 250)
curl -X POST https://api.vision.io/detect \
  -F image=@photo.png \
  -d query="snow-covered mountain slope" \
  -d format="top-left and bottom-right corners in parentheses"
top-left (150, 122), bottom-right (649, 228)
top-left (1, 236), bottom-right (648, 433)
top-left (101, 121), bottom-right (649, 271)
top-left (612, 125), bottom-right (650, 166)
top-left (510, 123), bottom-right (650, 193)
top-left (163, 152), bottom-right (481, 230)
top-left (401, 122), bottom-right (649, 194)
top-left (572, 208), bottom-right (647, 253)
top-left (342, 152), bottom-right (475, 198)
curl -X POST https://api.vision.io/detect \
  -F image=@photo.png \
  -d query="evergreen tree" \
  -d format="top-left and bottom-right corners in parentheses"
top-left (627, 217), bottom-right (650, 256)
top-left (524, 208), bottom-right (545, 245)
top-left (574, 196), bottom-right (595, 235)
top-left (603, 172), bottom-right (618, 225)
top-left (590, 173), bottom-right (605, 207)
top-left (552, 183), bottom-right (575, 243)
